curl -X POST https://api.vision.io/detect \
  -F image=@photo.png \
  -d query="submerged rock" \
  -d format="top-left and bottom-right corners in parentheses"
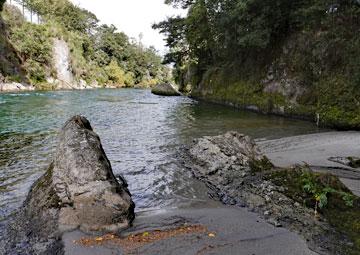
top-left (151, 83), bottom-right (181, 96)
top-left (4, 115), bottom-right (135, 254)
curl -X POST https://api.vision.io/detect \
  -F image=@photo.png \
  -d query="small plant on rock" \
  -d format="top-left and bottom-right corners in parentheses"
top-left (301, 171), bottom-right (354, 217)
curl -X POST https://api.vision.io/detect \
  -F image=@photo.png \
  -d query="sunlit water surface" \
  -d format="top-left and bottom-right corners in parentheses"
top-left (0, 89), bottom-right (325, 229)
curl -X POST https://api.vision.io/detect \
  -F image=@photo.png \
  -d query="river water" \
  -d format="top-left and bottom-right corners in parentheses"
top-left (0, 89), bottom-right (324, 225)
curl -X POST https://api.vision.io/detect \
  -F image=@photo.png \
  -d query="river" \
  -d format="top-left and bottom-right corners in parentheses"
top-left (0, 88), bottom-right (325, 227)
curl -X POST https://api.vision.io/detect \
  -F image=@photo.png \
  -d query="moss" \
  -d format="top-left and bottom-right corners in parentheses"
top-left (324, 202), bottom-right (360, 255)
top-left (189, 18), bottom-right (360, 130)
top-left (31, 162), bottom-right (61, 209)
top-left (192, 65), bottom-right (360, 129)
top-left (194, 67), bottom-right (290, 115)
top-left (249, 156), bottom-right (274, 173)
top-left (265, 167), bottom-right (360, 254)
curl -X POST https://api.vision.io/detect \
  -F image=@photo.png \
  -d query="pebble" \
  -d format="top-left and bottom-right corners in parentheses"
top-left (264, 211), bottom-right (271, 216)
top-left (265, 195), bottom-right (271, 202)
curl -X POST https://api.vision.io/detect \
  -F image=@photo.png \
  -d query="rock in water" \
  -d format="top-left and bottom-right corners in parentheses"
top-left (4, 116), bottom-right (135, 254)
top-left (189, 131), bottom-right (264, 178)
top-left (151, 83), bottom-right (181, 96)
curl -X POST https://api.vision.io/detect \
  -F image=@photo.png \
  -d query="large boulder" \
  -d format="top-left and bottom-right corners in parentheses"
top-left (4, 116), bottom-right (135, 254)
top-left (151, 83), bottom-right (181, 96)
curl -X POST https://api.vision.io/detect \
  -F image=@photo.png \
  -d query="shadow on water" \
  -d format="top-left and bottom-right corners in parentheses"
top-left (0, 89), bottom-right (326, 231)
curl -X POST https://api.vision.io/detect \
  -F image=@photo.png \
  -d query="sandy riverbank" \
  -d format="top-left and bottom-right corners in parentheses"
top-left (259, 131), bottom-right (360, 196)
top-left (63, 207), bottom-right (316, 255)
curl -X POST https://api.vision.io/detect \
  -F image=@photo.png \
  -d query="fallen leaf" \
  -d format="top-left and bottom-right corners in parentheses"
top-left (208, 233), bottom-right (216, 238)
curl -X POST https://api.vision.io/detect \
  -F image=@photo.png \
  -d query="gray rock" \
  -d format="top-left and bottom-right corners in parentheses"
top-left (188, 131), bottom-right (263, 178)
top-left (183, 131), bottom-right (345, 254)
top-left (0, 82), bottom-right (34, 91)
top-left (151, 83), bottom-right (181, 96)
top-left (4, 115), bottom-right (135, 254)
top-left (328, 156), bottom-right (360, 168)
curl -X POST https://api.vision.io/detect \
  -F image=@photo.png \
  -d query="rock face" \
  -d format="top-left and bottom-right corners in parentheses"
top-left (151, 83), bottom-right (181, 96)
top-left (0, 82), bottom-right (34, 91)
top-left (53, 38), bottom-right (74, 89)
top-left (187, 132), bottom-right (272, 205)
top-left (4, 116), bottom-right (135, 254)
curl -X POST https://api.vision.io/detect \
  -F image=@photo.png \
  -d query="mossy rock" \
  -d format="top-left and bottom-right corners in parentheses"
top-left (249, 156), bottom-right (274, 173)
top-left (266, 166), bottom-right (360, 254)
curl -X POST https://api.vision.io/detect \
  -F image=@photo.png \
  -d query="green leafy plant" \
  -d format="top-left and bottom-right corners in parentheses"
top-left (301, 171), bottom-right (354, 216)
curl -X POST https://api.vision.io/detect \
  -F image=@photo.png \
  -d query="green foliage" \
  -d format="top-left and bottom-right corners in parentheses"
top-left (24, 59), bottom-right (47, 83)
top-left (23, 0), bottom-right (99, 33)
top-left (268, 166), bottom-right (354, 207)
top-left (157, 0), bottom-right (360, 129)
top-left (104, 59), bottom-right (135, 87)
top-left (301, 170), bottom-right (354, 210)
top-left (266, 166), bottom-right (360, 253)
top-left (9, 22), bottom-right (52, 64)
top-left (3, 7), bottom-right (52, 84)
top-left (1, 0), bottom-right (170, 88)
top-left (249, 157), bottom-right (274, 173)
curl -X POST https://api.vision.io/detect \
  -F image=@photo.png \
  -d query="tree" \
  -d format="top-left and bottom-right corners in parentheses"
top-left (0, 0), bottom-right (6, 11)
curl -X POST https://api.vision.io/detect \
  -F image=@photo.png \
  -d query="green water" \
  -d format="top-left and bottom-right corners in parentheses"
top-left (0, 88), bottom-right (325, 223)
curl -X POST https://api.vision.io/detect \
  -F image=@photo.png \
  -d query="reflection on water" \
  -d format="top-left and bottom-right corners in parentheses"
top-left (0, 88), bottom-right (325, 224)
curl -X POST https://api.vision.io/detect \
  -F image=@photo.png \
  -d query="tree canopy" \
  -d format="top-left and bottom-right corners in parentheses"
top-left (156, 0), bottom-right (360, 74)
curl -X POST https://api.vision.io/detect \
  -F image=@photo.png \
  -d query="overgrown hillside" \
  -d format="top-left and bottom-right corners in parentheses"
top-left (0, 0), bottom-right (170, 89)
top-left (0, 1), bottom-right (28, 85)
top-left (156, 0), bottom-right (360, 129)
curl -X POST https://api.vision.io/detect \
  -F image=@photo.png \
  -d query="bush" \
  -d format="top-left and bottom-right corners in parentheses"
top-left (25, 59), bottom-right (47, 83)
top-left (9, 23), bottom-right (51, 64)
top-left (104, 59), bottom-right (126, 87)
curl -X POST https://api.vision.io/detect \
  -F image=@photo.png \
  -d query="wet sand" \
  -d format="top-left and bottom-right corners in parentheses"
top-left (259, 131), bottom-right (360, 196)
top-left (64, 206), bottom-right (316, 255)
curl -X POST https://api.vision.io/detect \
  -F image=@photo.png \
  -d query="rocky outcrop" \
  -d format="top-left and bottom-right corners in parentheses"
top-left (188, 132), bottom-right (264, 179)
top-left (183, 131), bottom-right (351, 254)
top-left (151, 83), bottom-right (181, 96)
top-left (0, 82), bottom-right (34, 91)
top-left (4, 116), bottom-right (135, 254)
